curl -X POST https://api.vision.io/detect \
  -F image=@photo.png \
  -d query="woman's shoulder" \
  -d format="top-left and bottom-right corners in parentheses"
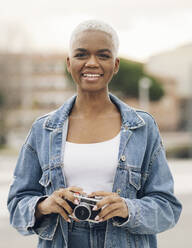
top-left (134, 108), bottom-right (161, 135)
top-left (32, 95), bottom-right (77, 130)
top-left (110, 93), bottom-right (158, 129)
top-left (32, 109), bottom-right (57, 128)
top-left (134, 108), bottom-right (157, 125)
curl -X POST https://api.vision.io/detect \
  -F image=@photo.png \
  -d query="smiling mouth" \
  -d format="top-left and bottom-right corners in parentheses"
top-left (81, 73), bottom-right (104, 78)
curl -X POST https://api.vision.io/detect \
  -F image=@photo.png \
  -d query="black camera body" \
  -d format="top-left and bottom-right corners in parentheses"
top-left (66, 194), bottom-right (102, 222)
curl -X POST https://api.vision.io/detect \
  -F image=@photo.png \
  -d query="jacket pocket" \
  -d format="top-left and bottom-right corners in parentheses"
top-left (129, 167), bottom-right (141, 191)
top-left (39, 169), bottom-right (52, 194)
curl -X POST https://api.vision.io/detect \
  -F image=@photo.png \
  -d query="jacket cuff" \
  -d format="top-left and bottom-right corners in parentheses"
top-left (33, 196), bottom-right (49, 228)
top-left (25, 196), bottom-right (48, 232)
top-left (30, 196), bottom-right (59, 240)
top-left (112, 198), bottom-right (137, 227)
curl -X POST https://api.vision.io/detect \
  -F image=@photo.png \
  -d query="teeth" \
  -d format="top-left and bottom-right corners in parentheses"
top-left (83, 73), bottom-right (101, 77)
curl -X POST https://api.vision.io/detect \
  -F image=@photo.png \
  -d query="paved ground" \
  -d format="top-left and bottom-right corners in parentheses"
top-left (0, 154), bottom-right (192, 247)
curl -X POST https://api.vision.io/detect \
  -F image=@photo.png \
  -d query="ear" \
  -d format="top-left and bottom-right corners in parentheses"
top-left (114, 58), bottom-right (120, 75)
top-left (66, 57), bottom-right (71, 74)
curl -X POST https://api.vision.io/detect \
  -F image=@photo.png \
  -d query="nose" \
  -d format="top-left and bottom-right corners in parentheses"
top-left (85, 55), bottom-right (99, 67)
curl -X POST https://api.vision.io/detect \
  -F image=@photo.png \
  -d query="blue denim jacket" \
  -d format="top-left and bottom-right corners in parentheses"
top-left (7, 93), bottom-right (182, 248)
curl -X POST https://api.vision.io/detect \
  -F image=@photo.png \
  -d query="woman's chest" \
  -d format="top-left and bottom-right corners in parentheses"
top-left (38, 122), bottom-right (149, 199)
top-left (66, 116), bottom-right (121, 143)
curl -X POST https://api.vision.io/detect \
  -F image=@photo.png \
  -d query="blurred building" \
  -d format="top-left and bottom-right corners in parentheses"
top-left (124, 76), bottom-right (180, 131)
top-left (145, 44), bottom-right (192, 130)
top-left (0, 53), bottom-right (74, 148)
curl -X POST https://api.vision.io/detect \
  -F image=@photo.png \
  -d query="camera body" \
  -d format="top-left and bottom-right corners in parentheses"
top-left (67, 194), bottom-right (102, 222)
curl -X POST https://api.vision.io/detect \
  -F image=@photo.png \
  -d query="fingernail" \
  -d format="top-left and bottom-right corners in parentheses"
top-left (74, 199), bottom-right (79, 205)
top-left (92, 206), bottom-right (98, 211)
top-left (95, 215), bottom-right (100, 221)
top-left (67, 218), bottom-right (71, 223)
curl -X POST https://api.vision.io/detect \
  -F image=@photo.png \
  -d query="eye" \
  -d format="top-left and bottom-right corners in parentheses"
top-left (74, 53), bottom-right (87, 58)
top-left (98, 54), bottom-right (111, 59)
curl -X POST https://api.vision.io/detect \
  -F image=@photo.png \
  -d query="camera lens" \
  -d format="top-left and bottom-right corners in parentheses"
top-left (74, 204), bottom-right (91, 221)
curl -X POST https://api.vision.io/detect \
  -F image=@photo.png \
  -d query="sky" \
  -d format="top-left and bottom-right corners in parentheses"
top-left (0, 0), bottom-right (192, 61)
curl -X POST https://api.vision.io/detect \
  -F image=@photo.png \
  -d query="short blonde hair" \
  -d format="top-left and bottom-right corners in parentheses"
top-left (69, 20), bottom-right (119, 57)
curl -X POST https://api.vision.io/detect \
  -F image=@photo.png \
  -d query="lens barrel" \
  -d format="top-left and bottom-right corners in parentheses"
top-left (74, 203), bottom-right (91, 221)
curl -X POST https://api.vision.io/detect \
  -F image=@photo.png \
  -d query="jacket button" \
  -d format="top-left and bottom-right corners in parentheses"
top-left (124, 125), bottom-right (129, 130)
top-left (116, 188), bottom-right (121, 194)
top-left (123, 125), bottom-right (128, 132)
top-left (121, 155), bottom-right (126, 161)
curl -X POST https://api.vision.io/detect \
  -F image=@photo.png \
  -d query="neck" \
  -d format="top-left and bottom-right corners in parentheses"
top-left (72, 90), bottom-right (115, 118)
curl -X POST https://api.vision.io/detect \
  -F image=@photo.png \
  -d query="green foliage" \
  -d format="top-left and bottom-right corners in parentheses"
top-left (0, 91), bottom-right (4, 107)
top-left (64, 64), bottom-right (76, 89)
top-left (109, 58), bottom-right (164, 101)
top-left (109, 59), bottom-right (143, 98)
top-left (64, 57), bottom-right (165, 101)
top-left (143, 74), bottom-right (164, 101)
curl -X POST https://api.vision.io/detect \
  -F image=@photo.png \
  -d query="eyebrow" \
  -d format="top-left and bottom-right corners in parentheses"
top-left (74, 48), bottom-right (87, 52)
top-left (97, 49), bottom-right (112, 54)
top-left (74, 48), bottom-right (112, 54)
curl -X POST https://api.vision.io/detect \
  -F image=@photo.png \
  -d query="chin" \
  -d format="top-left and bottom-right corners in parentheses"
top-left (79, 86), bottom-right (107, 94)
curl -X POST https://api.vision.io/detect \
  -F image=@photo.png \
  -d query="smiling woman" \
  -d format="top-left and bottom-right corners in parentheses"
top-left (66, 28), bottom-right (119, 95)
top-left (7, 20), bottom-right (182, 248)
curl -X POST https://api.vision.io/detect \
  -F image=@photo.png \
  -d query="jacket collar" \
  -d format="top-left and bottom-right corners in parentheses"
top-left (44, 93), bottom-right (145, 131)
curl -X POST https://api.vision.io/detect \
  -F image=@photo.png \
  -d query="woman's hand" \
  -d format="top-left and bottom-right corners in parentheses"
top-left (35, 186), bottom-right (84, 223)
top-left (88, 191), bottom-right (129, 222)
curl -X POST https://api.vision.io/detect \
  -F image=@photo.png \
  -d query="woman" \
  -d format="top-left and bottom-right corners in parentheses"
top-left (8, 20), bottom-right (182, 248)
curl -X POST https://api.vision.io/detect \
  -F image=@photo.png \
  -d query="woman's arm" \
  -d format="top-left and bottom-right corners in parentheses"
top-left (7, 125), bottom-right (84, 237)
top-left (7, 126), bottom-right (59, 239)
top-left (114, 142), bottom-right (182, 234)
top-left (7, 138), bottom-right (47, 236)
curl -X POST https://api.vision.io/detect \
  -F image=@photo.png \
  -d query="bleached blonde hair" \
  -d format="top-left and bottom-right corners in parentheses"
top-left (69, 20), bottom-right (119, 57)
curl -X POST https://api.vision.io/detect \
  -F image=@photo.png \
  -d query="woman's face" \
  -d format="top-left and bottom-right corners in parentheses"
top-left (67, 30), bottom-right (119, 93)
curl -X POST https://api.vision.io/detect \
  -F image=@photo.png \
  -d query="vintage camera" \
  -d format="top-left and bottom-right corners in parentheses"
top-left (66, 194), bottom-right (102, 222)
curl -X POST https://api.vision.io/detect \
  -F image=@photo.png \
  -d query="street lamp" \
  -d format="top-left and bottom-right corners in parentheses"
top-left (139, 77), bottom-right (151, 112)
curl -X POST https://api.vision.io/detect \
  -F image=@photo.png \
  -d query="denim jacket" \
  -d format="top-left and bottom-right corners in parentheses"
top-left (7, 93), bottom-right (182, 248)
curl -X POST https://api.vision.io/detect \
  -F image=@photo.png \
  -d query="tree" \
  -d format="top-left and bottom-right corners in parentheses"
top-left (109, 58), bottom-right (164, 101)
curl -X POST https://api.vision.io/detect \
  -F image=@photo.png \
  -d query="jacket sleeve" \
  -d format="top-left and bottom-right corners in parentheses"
top-left (7, 126), bottom-right (53, 237)
top-left (113, 129), bottom-right (182, 234)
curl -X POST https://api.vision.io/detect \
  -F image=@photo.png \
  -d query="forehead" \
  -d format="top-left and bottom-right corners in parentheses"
top-left (71, 30), bottom-right (114, 52)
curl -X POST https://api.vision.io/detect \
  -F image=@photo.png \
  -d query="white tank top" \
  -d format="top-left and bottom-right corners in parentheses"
top-left (63, 132), bottom-right (120, 194)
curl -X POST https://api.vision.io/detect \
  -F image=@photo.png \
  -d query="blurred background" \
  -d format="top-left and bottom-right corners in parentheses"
top-left (0, 0), bottom-right (192, 247)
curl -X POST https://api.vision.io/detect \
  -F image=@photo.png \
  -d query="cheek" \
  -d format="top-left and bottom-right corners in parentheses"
top-left (70, 63), bottom-right (82, 77)
top-left (70, 59), bottom-right (82, 70)
top-left (104, 63), bottom-right (116, 76)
